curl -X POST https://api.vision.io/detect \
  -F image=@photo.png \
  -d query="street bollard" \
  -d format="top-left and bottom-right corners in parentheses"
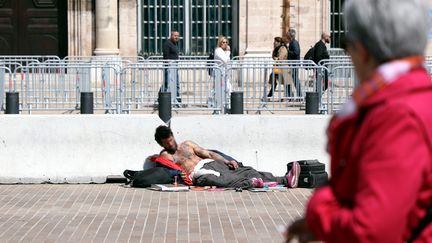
top-left (305, 92), bottom-right (319, 114)
top-left (5, 92), bottom-right (19, 114)
top-left (80, 92), bottom-right (94, 114)
top-left (230, 91), bottom-right (244, 114)
top-left (158, 92), bottom-right (172, 123)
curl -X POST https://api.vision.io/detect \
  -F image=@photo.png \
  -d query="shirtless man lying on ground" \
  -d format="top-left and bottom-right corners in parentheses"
top-left (154, 125), bottom-right (300, 189)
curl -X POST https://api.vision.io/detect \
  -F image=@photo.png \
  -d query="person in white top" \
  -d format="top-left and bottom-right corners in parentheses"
top-left (214, 35), bottom-right (232, 94)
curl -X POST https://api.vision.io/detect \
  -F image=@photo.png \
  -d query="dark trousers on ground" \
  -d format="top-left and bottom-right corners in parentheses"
top-left (193, 160), bottom-right (287, 189)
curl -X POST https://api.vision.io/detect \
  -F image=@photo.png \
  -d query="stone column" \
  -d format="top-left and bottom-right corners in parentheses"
top-left (68, 0), bottom-right (94, 56)
top-left (94, 0), bottom-right (119, 56)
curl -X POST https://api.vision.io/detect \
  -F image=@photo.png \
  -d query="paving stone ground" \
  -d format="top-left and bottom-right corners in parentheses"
top-left (0, 184), bottom-right (313, 243)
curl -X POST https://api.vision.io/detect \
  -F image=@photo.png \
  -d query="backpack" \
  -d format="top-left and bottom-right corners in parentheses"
top-left (287, 160), bottom-right (328, 188)
top-left (123, 167), bottom-right (174, 188)
top-left (207, 52), bottom-right (214, 76)
top-left (304, 46), bottom-right (315, 62)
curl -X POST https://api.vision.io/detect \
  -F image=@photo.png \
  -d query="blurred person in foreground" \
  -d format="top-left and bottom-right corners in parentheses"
top-left (286, 0), bottom-right (432, 242)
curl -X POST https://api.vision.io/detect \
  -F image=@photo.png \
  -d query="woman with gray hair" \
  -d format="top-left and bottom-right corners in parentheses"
top-left (285, 0), bottom-right (432, 242)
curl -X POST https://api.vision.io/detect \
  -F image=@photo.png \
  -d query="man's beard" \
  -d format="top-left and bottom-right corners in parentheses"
top-left (165, 143), bottom-right (177, 154)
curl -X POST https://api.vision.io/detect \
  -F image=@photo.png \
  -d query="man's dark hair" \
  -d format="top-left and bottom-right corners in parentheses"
top-left (155, 125), bottom-right (173, 146)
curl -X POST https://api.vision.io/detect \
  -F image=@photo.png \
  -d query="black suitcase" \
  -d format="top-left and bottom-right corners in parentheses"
top-left (287, 160), bottom-right (328, 188)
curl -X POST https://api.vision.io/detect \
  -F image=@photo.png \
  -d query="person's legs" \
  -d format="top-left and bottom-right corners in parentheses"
top-left (292, 69), bottom-right (301, 96)
top-left (163, 69), bottom-right (169, 92)
top-left (324, 69), bottom-right (329, 91)
top-left (175, 70), bottom-right (181, 102)
top-left (194, 161), bottom-right (300, 188)
top-left (194, 161), bottom-right (253, 188)
top-left (267, 73), bottom-right (278, 97)
top-left (233, 162), bottom-right (301, 188)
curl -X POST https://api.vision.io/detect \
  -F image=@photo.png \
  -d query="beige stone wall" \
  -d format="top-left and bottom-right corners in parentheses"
top-left (67, 0), bottom-right (137, 57)
top-left (67, 0), bottom-right (94, 56)
top-left (290, 0), bottom-right (329, 56)
top-left (239, 0), bottom-right (329, 57)
top-left (67, 0), bottom-right (431, 58)
top-left (119, 0), bottom-right (137, 56)
top-left (239, 0), bottom-right (285, 56)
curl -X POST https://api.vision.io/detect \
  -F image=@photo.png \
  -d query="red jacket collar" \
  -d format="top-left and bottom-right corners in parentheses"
top-left (360, 68), bottom-right (431, 109)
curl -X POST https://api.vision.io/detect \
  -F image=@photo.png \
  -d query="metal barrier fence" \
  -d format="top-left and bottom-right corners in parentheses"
top-left (146, 55), bottom-right (209, 60)
top-left (120, 60), bottom-right (225, 113)
top-left (13, 63), bottom-right (120, 114)
top-left (0, 59), bottom-right (337, 114)
top-left (8, 56), bottom-right (432, 114)
top-left (328, 48), bottom-right (347, 56)
top-left (0, 55), bottom-right (60, 64)
top-left (227, 60), bottom-right (329, 113)
top-left (232, 56), bottom-right (273, 61)
top-left (63, 56), bottom-right (143, 66)
top-left (0, 67), bottom-right (12, 110)
top-left (328, 65), bottom-right (356, 113)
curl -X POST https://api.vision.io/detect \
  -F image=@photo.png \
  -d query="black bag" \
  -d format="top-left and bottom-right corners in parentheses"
top-left (304, 46), bottom-right (315, 62)
top-left (123, 167), bottom-right (174, 188)
top-left (287, 160), bottom-right (328, 188)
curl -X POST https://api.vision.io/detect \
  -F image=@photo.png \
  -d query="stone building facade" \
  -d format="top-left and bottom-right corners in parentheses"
top-left (70, 0), bottom-right (432, 57)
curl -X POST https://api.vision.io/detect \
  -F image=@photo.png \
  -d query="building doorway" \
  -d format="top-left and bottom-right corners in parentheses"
top-left (0, 0), bottom-right (67, 58)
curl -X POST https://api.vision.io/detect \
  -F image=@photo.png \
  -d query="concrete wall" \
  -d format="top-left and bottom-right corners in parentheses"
top-left (0, 115), bottom-right (330, 184)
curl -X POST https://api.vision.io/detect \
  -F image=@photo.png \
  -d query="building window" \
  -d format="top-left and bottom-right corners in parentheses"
top-left (139, 0), bottom-right (238, 57)
top-left (330, 0), bottom-right (345, 48)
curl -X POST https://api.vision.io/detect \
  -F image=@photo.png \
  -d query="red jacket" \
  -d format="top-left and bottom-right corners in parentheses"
top-left (306, 68), bottom-right (432, 242)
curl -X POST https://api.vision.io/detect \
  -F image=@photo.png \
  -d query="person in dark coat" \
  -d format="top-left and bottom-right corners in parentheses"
top-left (286, 28), bottom-right (301, 97)
top-left (162, 31), bottom-right (181, 103)
top-left (313, 32), bottom-right (330, 91)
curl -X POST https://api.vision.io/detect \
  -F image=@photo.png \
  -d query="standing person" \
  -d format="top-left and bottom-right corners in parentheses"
top-left (267, 37), bottom-right (288, 97)
top-left (286, 0), bottom-right (432, 242)
top-left (286, 28), bottom-right (301, 97)
top-left (162, 31), bottom-right (181, 103)
top-left (214, 35), bottom-right (232, 94)
top-left (313, 32), bottom-right (330, 91)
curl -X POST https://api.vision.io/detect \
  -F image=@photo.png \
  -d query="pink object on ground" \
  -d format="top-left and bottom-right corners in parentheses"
top-left (264, 181), bottom-right (278, 187)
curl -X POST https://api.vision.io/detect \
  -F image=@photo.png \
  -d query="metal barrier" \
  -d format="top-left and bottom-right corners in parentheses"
top-left (226, 60), bottom-right (329, 113)
top-left (13, 63), bottom-right (120, 114)
top-left (120, 61), bottom-right (225, 113)
top-left (328, 65), bottom-right (356, 113)
top-left (232, 56), bottom-right (273, 61)
top-left (64, 56), bottom-right (144, 63)
top-left (146, 55), bottom-right (209, 60)
top-left (0, 66), bottom-right (12, 111)
top-left (3, 56), bottom-right (406, 115)
top-left (328, 48), bottom-right (347, 56)
top-left (0, 55), bottom-right (60, 64)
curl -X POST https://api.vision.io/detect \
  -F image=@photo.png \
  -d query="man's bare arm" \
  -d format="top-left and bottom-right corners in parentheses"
top-left (188, 140), bottom-right (239, 169)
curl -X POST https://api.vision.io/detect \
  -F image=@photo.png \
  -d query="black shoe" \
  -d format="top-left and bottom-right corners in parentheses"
top-left (267, 89), bottom-right (273, 97)
top-left (123, 170), bottom-right (136, 180)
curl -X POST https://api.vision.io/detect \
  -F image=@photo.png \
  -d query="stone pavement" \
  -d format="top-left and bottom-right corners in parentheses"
top-left (0, 184), bottom-right (313, 243)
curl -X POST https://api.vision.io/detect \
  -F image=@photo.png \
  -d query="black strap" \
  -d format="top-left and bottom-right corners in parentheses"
top-left (407, 207), bottom-right (432, 243)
